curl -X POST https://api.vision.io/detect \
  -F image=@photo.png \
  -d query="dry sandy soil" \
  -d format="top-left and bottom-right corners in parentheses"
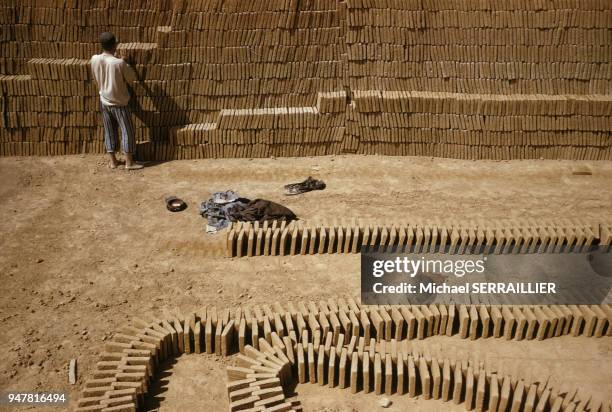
top-left (0, 154), bottom-right (611, 411)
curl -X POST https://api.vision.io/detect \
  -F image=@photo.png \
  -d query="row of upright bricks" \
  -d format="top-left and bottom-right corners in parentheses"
top-left (75, 298), bottom-right (612, 411)
top-left (226, 220), bottom-right (612, 257)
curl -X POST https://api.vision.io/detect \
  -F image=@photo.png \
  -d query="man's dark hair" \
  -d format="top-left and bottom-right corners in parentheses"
top-left (99, 32), bottom-right (117, 51)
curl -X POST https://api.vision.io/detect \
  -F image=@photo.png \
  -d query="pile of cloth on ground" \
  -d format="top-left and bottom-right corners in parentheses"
top-left (200, 190), bottom-right (297, 233)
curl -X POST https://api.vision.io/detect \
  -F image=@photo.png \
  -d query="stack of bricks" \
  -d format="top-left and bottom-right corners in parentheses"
top-left (0, 0), bottom-right (173, 156)
top-left (226, 219), bottom-right (609, 257)
top-left (350, 91), bottom-right (612, 159)
top-left (75, 299), bottom-right (610, 411)
top-left (2, 0), bottom-right (612, 160)
top-left (344, 0), bottom-right (612, 159)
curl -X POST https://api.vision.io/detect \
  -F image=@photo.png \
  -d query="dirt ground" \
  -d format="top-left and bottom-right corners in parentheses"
top-left (1, 154), bottom-right (611, 411)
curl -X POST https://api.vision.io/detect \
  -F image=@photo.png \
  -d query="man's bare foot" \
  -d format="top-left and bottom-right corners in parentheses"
top-left (109, 161), bottom-right (118, 169)
top-left (125, 163), bottom-right (144, 170)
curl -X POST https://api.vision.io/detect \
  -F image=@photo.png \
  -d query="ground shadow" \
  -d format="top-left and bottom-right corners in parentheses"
top-left (142, 357), bottom-right (178, 411)
top-left (129, 75), bottom-right (190, 163)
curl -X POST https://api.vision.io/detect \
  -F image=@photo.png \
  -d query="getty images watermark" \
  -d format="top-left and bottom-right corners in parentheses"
top-left (361, 247), bottom-right (612, 305)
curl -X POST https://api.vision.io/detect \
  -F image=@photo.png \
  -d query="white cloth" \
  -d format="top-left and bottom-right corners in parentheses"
top-left (90, 52), bottom-right (137, 106)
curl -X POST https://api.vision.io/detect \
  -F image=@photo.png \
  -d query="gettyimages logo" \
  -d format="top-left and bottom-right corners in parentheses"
top-left (372, 256), bottom-right (487, 278)
top-left (361, 248), bottom-right (612, 305)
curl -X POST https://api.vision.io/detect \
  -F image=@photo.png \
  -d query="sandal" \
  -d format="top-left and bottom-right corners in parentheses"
top-left (284, 176), bottom-right (326, 195)
top-left (165, 196), bottom-right (187, 212)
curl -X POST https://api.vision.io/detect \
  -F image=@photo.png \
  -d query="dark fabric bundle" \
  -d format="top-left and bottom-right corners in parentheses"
top-left (229, 199), bottom-right (297, 223)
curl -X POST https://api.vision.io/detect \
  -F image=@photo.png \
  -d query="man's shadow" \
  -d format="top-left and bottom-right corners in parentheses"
top-left (129, 76), bottom-right (190, 163)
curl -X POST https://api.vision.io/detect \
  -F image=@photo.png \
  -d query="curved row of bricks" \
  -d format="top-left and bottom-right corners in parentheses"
top-left (75, 298), bottom-right (611, 411)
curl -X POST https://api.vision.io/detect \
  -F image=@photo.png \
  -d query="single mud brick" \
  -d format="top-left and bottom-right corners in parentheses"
top-left (264, 402), bottom-right (294, 412)
top-left (263, 227), bottom-right (272, 256)
top-left (511, 306), bottom-right (526, 340)
top-left (328, 346), bottom-right (337, 388)
top-left (475, 369), bottom-right (486, 412)
top-left (383, 353), bottom-right (393, 395)
top-left (307, 343), bottom-right (316, 384)
top-left (459, 305), bottom-right (470, 339)
top-left (192, 321), bottom-right (202, 354)
top-left (374, 352), bottom-right (383, 395)
top-left (254, 393), bottom-right (286, 408)
top-left (540, 306), bottom-right (559, 339)
top-left (368, 338), bottom-right (376, 362)
top-left (501, 306), bottom-right (516, 340)
top-left (396, 352), bottom-right (405, 395)
top-left (437, 304), bottom-right (448, 335)
top-left (263, 316), bottom-right (274, 344)
top-left (305, 226), bottom-right (316, 255)
top-left (249, 377), bottom-right (280, 391)
top-left (161, 320), bottom-right (178, 355)
top-left (548, 306), bottom-right (566, 337)
top-left (215, 319), bottom-right (226, 355)
top-left (399, 307), bottom-right (416, 339)
top-left (357, 310), bottom-right (370, 342)
top-left (370, 309), bottom-right (384, 342)
top-left (468, 306), bottom-right (479, 340)
top-left (313, 344), bottom-right (325, 386)
top-left (452, 362), bottom-right (464, 404)
top-left (298, 225), bottom-right (309, 255)
top-left (317, 312), bottom-right (330, 338)
top-left (226, 365), bottom-right (257, 382)
top-left (282, 336), bottom-right (294, 365)
top-left (441, 358), bottom-right (451, 401)
top-left (338, 348), bottom-right (349, 389)
top-left (338, 310), bottom-right (352, 340)
top-left (101, 404), bottom-right (136, 412)
top-left (326, 226), bottom-right (337, 254)
top-left (568, 305), bottom-right (585, 336)
top-left (407, 355), bottom-right (417, 397)
top-left (486, 374), bottom-right (499, 411)
top-left (296, 343), bottom-right (306, 384)
top-left (499, 376), bottom-right (512, 412)
top-left (238, 318), bottom-right (247, 353)
top-left (510, 379), bottom-right (527, 412)
top-left (229, 395), bottom-right (258, 412)
top-left (533, 307), bottom-right (550, 340)
top-left (359, 351), bottom-right (370, 394)
top-left (550, 396), bottom-right (564, 412)
top-left (253, 386), bottom-right (284, 401)
top-left (589, 305), bottom-right (608, 337)
top-left (446, 304), bottom-right (456, 336)
top-left (301, 330), bottom-right (309, 348)
top-left (490, 306), bottom-right (503, 338)
top-left (347, 350), bottom-right (359, 394)
top-left (428, 304), bottom-right (441, 335)
top-left (236, 354), bottom-right (262, 370)
top-left (521, 307), bottom-right (537, 340)
top-left (430, 357), bottom-right (441, 400)
top-left (222, 320), bottom-right (235, 356)
top-left (229, 385), bottom-right (259, 403)
top-left (523, 383), bottom-right (537, 412)
top-left (348, 311), bottom-right (360, 338)
top-left (477, 305), bottom-right (490, 338)
top-left (420, 305), bottom-right (435, 337)
top-left (580, 305), bottom-right (598, 337)
top-left (317, 227), bottom-right (327, 254)
top-left (413, 306), bottom-right (426, 339)
top-left (250, 318), bottom-right (259, 351)
top-left (535, 388), bottom-right (551, 412)
top-left (419, 356), bottom-right (431, 400)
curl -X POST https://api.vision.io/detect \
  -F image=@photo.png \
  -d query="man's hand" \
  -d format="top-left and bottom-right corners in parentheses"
top-left (122, 55), bottom-right (135, 66)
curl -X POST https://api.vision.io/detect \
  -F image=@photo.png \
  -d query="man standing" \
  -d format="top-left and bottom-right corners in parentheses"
top-left (90, 32), bottom-right (143, 170)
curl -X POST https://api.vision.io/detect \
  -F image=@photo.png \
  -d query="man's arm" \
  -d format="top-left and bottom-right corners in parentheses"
top-left (121, 58), bottom-right (139, 83)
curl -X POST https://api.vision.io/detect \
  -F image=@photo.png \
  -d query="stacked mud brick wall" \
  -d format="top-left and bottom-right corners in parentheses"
top-left (1, 0), bottom-right (611, 160)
